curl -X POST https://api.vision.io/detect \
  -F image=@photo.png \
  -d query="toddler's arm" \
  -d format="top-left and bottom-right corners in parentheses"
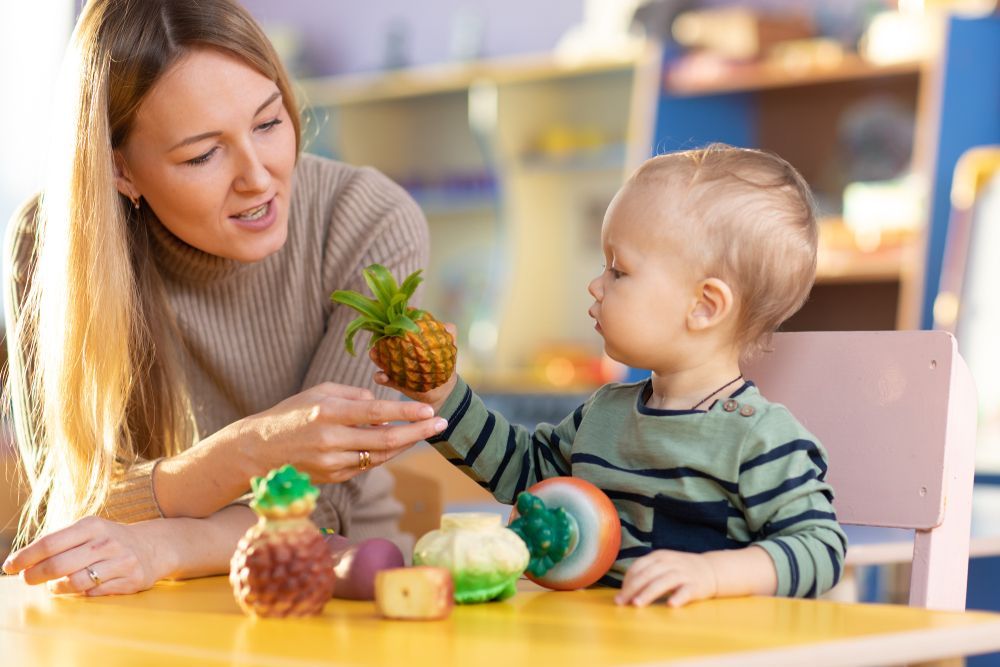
top-left (416, 377), bottom-right (592, 504)
top-left (739, 410), bottom-right (847, 599)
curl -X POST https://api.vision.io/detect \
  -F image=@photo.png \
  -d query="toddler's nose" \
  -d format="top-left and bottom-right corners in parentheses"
top-left (587, 275), bottom-right (603, 300)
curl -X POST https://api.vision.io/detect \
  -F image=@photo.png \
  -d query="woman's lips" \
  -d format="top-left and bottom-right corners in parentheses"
top-left (229, 197), bottom-right (277, 231)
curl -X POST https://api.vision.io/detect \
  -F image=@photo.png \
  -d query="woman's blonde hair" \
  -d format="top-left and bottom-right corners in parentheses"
top-left (7, 0), bottom-right (302, 544)
top-left (630, 144), bottom-right (818, 358)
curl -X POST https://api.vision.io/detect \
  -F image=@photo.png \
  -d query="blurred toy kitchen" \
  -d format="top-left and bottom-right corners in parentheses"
top-left (1, 0), bottom-right (999, 641)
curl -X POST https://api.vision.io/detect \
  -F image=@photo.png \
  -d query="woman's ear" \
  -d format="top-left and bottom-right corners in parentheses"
top-left (113, 150), bottom-right (139, 201)
top-left (687, 278), bottom-right (735, 332)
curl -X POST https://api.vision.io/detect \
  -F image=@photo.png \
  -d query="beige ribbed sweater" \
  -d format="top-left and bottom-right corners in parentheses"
top-left (5, 154), bottom-right (430, 547)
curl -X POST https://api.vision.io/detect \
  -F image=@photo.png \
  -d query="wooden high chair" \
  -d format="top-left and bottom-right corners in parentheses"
top-left (742, 330), bottom-right (978, 611)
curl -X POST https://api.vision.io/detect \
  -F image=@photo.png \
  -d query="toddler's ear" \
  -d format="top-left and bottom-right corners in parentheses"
top-left (687, 278), bottom-right (734, 332)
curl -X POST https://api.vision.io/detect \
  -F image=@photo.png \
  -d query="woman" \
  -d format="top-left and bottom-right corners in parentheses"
top-left (1, 0), bottom-right (445, 595)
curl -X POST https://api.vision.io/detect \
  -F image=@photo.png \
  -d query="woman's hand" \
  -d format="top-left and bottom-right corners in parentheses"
top-left (232, 381), bottom-right (448, 485)
top-left (2, 516), bottom-right (170, 596)
top-left (2, 505), bottom-right (259, 597)
top-left (153, 382), bottom-right (447, 518)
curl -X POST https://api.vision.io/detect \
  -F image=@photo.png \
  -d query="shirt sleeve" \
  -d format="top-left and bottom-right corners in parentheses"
top-left (102, 459), bottom-right (164, 522)
top-left (738, 407), bottom-right (848, 598)
top-left (427, 376), bottom-right (591, 504)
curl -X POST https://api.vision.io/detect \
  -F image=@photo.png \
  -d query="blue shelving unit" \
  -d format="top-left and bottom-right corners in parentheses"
top-left (920, 15), bottom-right (1000, 329)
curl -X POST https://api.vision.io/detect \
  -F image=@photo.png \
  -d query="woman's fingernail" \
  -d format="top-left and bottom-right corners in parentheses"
top-left (418, 405), bottom-right (434, 418)
top-left (2, 557), bottom-right (12, 572)
top-left (433, 418), bottom-right (448, 432)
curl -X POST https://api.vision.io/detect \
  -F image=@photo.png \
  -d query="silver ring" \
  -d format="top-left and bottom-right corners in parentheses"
top-left (85, 566), bottom-right (102, 586)
top-left (358, 450), bottom-right (372, 471)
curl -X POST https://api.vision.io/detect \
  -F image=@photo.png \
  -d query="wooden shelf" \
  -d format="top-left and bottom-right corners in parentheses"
top-left (665, 54), bottom-right (926, 97)
top-left (814, 218), bottom-right (918, 284)
top-left (298, 44), bottom-right (651, 107)
top-left (816, 246), bottom-right (911, 284)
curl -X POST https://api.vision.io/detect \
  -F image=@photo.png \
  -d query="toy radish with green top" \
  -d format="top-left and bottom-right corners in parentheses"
top-left (509, 477), bottom-right (622, 590)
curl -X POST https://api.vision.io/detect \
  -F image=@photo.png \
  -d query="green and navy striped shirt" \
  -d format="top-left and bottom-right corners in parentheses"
top-left (427, 377), bottom-right (847, 598)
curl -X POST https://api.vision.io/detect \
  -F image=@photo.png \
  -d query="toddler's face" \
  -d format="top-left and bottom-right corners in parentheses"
top-left (587, 187), bottom-right (698, 371)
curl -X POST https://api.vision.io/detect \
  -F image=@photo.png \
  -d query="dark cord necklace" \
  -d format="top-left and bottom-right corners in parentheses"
top-left (689, 374), bottom-right (744, 410)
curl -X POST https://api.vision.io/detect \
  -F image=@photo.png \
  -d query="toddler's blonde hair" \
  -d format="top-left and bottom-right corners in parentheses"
top-left (630, 143), bottom-right (818, 357)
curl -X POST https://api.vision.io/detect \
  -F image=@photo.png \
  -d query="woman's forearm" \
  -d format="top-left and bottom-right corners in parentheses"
top-left (136, 504), bottom-right (258, 581)
top-left (153, 421), bottom-right (264, 518)
top-left (151, 384), bottom-right (447, 519)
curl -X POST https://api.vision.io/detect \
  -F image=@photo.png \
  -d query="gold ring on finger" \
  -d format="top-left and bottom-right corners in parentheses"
top-left (85, 566), bottom-right (102, 586)
top-left (358, 450), bottom-right (372, 471)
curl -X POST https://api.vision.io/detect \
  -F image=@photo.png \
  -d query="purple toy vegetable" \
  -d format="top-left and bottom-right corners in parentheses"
top-left (323, 533), bottom-right (405, 600)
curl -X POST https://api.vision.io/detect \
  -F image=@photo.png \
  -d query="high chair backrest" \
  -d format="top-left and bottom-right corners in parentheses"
top-left (741, 331), bottom-right (978, 611)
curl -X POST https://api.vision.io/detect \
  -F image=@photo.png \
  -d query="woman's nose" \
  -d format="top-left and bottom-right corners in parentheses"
top-left (234, 146), bottom-right (269, 193)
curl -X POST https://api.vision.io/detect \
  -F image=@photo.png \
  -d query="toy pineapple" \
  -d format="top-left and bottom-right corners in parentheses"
top-left (229, 465), bottom-right (334, 618)
top-left (331, 263), bottom-right (456, 392)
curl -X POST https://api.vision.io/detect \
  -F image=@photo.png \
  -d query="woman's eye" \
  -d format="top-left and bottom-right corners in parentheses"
top-left (256, 118), bottom-right (283, 132)
top-left (611, 268), bottom-right (624, 279)
top-left (185, 147), bottom-right (218, 166)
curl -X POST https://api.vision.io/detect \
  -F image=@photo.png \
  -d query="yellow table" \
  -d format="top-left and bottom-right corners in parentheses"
top-left (3, 575), bottom-right (1000, 667)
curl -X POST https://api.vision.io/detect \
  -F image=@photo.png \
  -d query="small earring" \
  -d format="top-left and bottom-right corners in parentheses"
top-left (129, 194), bottom-right (140, 209)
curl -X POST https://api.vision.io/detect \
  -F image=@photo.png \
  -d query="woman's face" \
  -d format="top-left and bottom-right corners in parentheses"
top-left (115, 47), bottom-right (297, 262)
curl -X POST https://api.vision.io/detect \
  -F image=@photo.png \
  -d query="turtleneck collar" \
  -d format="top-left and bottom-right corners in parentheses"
top-left (146, 212), bottom-right (257, 284)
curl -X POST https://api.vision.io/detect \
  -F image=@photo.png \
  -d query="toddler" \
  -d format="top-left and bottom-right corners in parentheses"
top-left (378, 144), bottom-right (847, 607)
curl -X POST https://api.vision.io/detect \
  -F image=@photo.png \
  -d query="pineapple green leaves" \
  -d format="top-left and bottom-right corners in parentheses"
top-left (250, 464), bottom-right (318, 513)
top-left (331, 264), bottom-right (428, 355)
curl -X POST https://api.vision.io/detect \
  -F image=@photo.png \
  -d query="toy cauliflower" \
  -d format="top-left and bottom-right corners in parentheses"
top-left (331, 264), bottom-right (456, 392)
top-left (412, 513), bottom-right (529, 604)
top-left (229, 465), bottom-right (335, 618)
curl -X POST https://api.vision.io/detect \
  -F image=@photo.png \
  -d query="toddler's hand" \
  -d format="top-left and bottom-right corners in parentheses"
top-left (372, 367), bottom-right (457, 413)
top-left (615, 550), bottom-right (718, 608)
top-left (370, 322), bottom-right (458, 413)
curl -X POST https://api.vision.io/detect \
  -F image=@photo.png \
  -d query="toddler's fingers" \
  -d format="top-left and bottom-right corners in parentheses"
top-left (629, 572), bottom-right (684, 608)
top-left (666, 584), bottom-right (696, 608)
top-left (617, 559), bottom-right (669, 604)
top-left (620, 551), bottom-right (662, 580)
top-left (372, 370), bottom-right (410, 394)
